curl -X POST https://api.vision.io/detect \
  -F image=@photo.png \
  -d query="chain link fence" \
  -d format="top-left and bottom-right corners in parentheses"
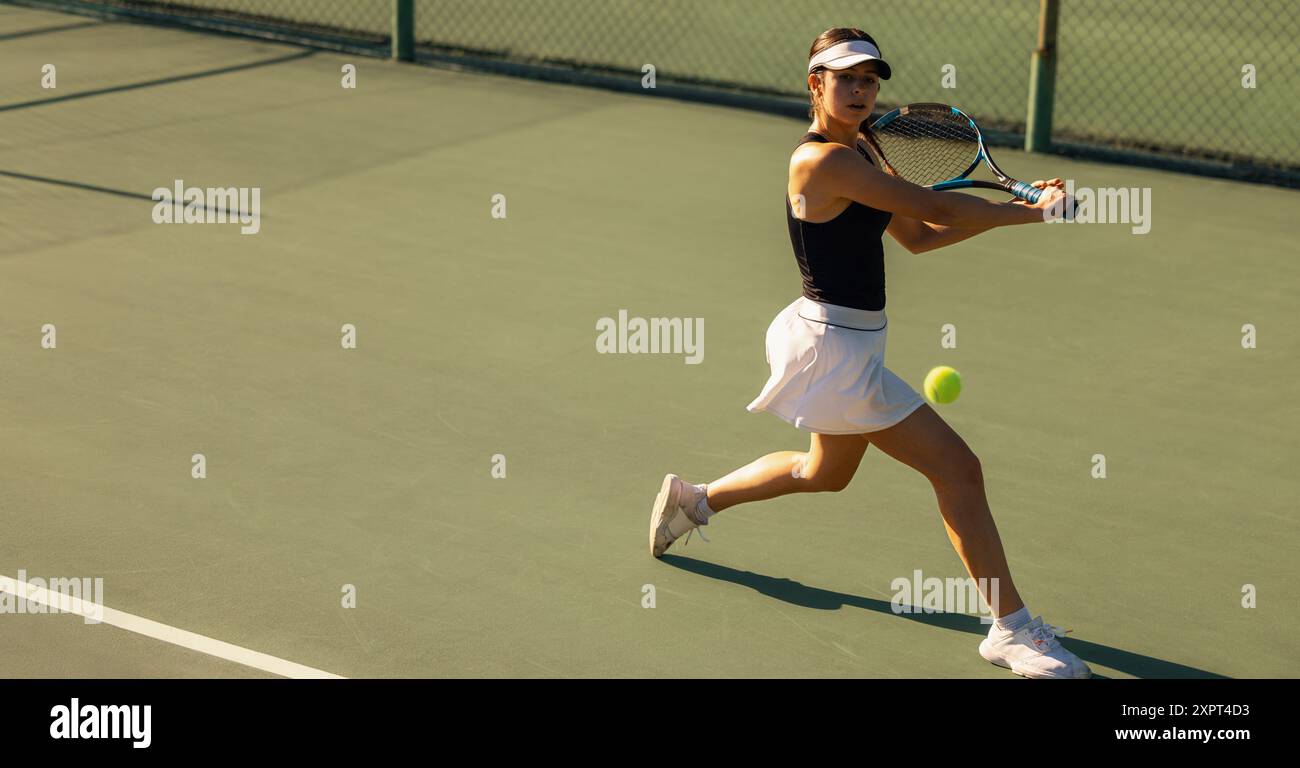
top-left (1053, 0), bottom-right (1296, 170)
top-left (418, 1), bottom-right (1038, 126)
top-left (10, 0), bottom-right (1298, 185)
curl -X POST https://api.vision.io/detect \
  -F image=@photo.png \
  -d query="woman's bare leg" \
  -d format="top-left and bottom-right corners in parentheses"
top-left (705, 432), bottom-right (868, 513)
top-left (864, 405), bottom-right (1025, 617)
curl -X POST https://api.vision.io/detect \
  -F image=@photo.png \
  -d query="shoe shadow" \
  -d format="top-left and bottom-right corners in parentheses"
top-left (660, 555), bottom-right (1228, 679)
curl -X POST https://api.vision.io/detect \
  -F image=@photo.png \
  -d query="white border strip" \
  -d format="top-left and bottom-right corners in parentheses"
top-left (0, 575), bottom-right (345, 679)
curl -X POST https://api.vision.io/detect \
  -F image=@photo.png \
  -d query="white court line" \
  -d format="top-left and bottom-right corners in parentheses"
top-left (0, 575), bottom-right (345, 679)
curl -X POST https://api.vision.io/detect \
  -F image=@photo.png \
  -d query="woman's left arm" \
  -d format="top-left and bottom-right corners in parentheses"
top-left (886, 216), bottom-right (995, 254)
top-left (886, 178), bottom-right (1064, 254)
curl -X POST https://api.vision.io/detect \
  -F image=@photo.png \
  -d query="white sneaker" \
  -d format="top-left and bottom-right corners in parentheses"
top-left (648, 473), bottom-right (708, 558)
top-left (979, 616), bottom-right (1092, 679)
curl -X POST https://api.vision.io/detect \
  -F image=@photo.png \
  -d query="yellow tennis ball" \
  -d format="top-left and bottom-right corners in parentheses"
top-left (923, 366), bottom-right (962, 404)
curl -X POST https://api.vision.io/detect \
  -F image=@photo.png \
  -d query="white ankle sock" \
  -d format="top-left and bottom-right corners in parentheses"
top-left (995, 606), bottom-right (1031, 633)
top-left (690, 483), bottom-right (715, 525)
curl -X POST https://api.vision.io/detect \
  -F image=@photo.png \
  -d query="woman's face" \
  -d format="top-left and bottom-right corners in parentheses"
top-left (811, 62), bottom-right (882, 125)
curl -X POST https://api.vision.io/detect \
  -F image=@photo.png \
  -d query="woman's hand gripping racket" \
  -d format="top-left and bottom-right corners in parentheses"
top-left (870, 103), bottom-right (1050, 204)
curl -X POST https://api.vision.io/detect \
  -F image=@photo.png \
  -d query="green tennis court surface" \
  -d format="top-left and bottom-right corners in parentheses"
top-left (1, 5), bottom-right (1296, 678)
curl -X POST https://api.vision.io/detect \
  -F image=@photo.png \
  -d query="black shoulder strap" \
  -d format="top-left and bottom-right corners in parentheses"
top-left (799, 132), bottom-right (876, 166)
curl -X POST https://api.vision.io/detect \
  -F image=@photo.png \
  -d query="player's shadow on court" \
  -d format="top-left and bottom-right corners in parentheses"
top-left (661, 555), bottom-right (1229, 679)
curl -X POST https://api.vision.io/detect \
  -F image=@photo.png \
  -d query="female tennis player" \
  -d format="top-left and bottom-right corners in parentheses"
top-left (649, 27), bottom-right (1089, 679)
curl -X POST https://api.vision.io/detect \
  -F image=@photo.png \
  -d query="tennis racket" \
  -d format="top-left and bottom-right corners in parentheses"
top-left (870, 103), bottom-right (1043, 203)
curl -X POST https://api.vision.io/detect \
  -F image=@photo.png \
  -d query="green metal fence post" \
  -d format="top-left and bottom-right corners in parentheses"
top-left (1025, 0), bottom-right (1059, 152)
top-left (392, 0), bottom-right (414, 61)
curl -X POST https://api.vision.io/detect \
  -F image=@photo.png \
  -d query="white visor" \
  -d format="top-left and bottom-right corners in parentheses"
top-left (807, 39), bottom-right (891, 79)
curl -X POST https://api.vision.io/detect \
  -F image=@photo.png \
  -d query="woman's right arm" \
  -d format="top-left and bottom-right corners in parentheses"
top-left (812, 144), bottom-right (1059, 228)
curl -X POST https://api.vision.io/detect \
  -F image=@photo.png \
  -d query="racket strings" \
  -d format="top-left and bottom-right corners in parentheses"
top-left (874, 109), bottom-right (980, 186)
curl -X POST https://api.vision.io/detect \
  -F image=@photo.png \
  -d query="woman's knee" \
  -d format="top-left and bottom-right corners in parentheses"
top-left (795, 455), bottom-right (853, 492)
top-left (936, 448), bottom-right (983, 488)
top-left (813, 471), bottom-right (854, 492)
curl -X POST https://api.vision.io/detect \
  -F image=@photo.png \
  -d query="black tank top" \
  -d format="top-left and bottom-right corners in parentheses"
top-left (785, 131), bottom-right (892, 311)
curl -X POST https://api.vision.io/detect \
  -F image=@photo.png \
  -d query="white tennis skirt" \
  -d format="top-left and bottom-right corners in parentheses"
top-left (746, 296), bottom-right (926, 435)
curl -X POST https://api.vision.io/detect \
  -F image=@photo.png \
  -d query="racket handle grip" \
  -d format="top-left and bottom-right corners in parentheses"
top-left (1008, 181), bottom-right (1042, 203)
